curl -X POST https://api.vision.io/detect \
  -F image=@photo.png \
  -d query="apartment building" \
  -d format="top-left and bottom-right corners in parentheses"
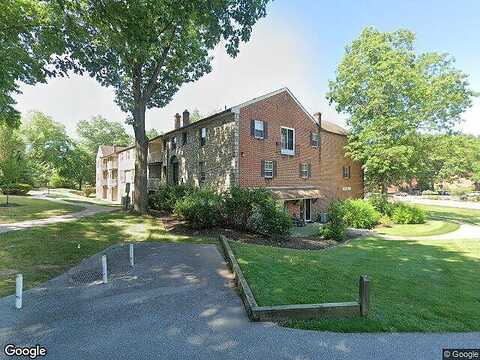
top-left (97, 88), bottom-right (364, 220)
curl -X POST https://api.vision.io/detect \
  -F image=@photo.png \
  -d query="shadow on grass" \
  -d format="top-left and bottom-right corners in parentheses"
top-left (231, 237), bottom-right (480, 332)
top-left (0, 212), bottom-right (214, 298)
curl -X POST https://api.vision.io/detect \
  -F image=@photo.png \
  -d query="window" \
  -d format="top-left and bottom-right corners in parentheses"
top-left (342, 166), bottom-right (351, 179)
top-left (251, 120), bottom-right (267, 139)
top-left (264, 160), bottom-right (274, 178)
top-left (171, 137), bottom-right (177, 150)
top-left (200, 128), bottom-right (207, 146)
top-left (300, 163), bottom-right (310, 178)
top-left (311, 132), bottom-right (319, 147)
top-left (199, 161), bottom-right (206, 185)
top-left (182, 132), bottom-right (187, 145)
top-left (281, 127), bottom-right (295, 155)
top-left (163, 139), bottom-right (168, 151)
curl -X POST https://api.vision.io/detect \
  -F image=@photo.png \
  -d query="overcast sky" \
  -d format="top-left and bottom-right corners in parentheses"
top-left (14, 0), bottom-right (480, 138)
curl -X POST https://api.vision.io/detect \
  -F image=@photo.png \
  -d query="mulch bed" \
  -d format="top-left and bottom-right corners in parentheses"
top-left (149, 210), bottom-right (342, 250)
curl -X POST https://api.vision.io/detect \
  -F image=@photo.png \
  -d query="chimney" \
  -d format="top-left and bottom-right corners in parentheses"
top-left (182, 109), bottom-right (190, 127)
top-left (174, 113), bottom-right (181, 129)
top-left (314, 112), bottom-right (322, 124)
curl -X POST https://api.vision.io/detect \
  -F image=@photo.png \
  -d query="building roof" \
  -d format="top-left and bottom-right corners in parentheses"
top-left (99, 145), bottom-right (128, 159)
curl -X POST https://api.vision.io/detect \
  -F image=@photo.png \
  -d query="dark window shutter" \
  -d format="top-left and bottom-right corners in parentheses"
top-left (273, 160), bottom-right (277, 177)
top-left (261, 160), bottom-right (265, 177)
top-left (348, 166), bottom-right (351, 179)
top-left (308, 163), bottom-right (312, 178)
top-left (263, 121), bottom-right (268, 139)
top-left (250, 120), bottom-right (255, 136)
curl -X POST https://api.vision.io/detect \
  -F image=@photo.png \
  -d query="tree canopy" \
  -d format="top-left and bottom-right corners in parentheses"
top-left (58, 0), bottom-right (270, 212)
top-left (327, 27), bottom-right (475, 192)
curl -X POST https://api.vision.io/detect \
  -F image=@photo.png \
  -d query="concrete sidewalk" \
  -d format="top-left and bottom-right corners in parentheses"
top-left (0, 195), bottom-right (116, 234)
top-left (0, 243), bottom-right (477, 360)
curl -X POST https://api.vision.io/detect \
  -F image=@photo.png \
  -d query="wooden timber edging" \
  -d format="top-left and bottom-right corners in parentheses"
top-left (218, 235), bottom-right (370, 322)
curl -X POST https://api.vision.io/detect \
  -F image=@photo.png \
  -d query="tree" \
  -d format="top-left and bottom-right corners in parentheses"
top-left (59, 0), bottom-right (270, 213)
top-left (58, 144), bottom-right (94, 189)
top-left (22, 111), bottom-right (72, 186)
top-left (327, 27), bottom-right (475, 192)
top-left (77, 116), bottom-right (133, 154)
top-left (0, 124), bottom-right (29, 205)
top-left (0, 0), bottom-right (66, 127)
top-left (146, 128), bottom-right (160, 140)
top-left (190, 109), bottom-right (203, 123)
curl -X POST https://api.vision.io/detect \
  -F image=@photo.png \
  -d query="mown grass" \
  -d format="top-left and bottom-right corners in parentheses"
top-left (376, 220), bottom-right (460, 237)
top-left (416, 204), bottom-right (480, 225)
top-left (0, 211), bottom-right (214, 297)
top-left (0, 195), bottom-right (84, 224)
top-left (230, 237), bottom-right (480, 332)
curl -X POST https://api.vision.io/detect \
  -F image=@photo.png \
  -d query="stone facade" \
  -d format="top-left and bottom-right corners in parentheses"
top-left (96, 88), bottom-right (364, 219)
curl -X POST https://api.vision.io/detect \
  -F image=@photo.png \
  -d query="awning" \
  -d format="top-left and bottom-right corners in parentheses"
top-left (268, 187), bottom-right (324, 201)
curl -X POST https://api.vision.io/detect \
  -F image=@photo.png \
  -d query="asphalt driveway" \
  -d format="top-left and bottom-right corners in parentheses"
top-left (0, 243), bottom-right (478, 359)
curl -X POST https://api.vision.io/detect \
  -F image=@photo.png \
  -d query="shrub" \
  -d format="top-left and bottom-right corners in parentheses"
top-left (173, 188), bottom-right (223, 228)
top-left (320, 201), bottom-right (346, 242)
top-left (379, 214), bottom-right (393, 227)
top-left (223, 187), bottom-right (272, 229)
top-left (342, 199), bottom-right (381, 229)
top-left (148, 185), bottom-right (194, 212)
top-left (368, 194), bottom-right (395, 217)
top-left (84, 185), bottom-right (94, 197)
top-left (248, 197), bottom-right (292, 237)
top-left (392, 203), bottom-right (426, 224)
top-left (1, 183), bottom-right (33, 195)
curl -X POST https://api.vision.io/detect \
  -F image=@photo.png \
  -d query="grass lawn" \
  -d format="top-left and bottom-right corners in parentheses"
top-left (415, 204), bottom-right (480, 225)
top-left (0, 211), bottom-right (214, 297)
top-left (375, 220), bottom-right (460, 237)
top-left (230, 237), bottom-right (480, 332)
top-left (0, 195), bottom-right (84, 224)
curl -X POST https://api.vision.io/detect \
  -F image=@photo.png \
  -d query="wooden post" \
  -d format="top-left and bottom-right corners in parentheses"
top-left (359, 275), bottom-right (370, 316)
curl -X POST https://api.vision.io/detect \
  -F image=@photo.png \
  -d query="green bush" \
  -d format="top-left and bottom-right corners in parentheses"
top-left (49, 173), bottom-right (76, 189)
top-left (148, 185), bottom-right (194, 212)
top-left (342, 199), bottom-right (381, 229)
top-left (248, 197), bottom-right (292, 237)
top-left (1, 183), bottom-right (33, 195)
top-left (320, 201), bottom-right (346, 242)
top-left (173, 188), bottom-right (223, 229)
top-left (223, 186), bottom-right (273, 229)
top-left (368, 194), bottom-right (395, 217)
top-left (392, 203), bottom-right (426, 224)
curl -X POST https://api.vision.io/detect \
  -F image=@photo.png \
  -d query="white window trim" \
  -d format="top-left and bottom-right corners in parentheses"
top-left (312, 133), bottom-right (319, 148)
top-left (301, 163), bottom-right (309, 178)
top-left (281, 126), bottom-right (295, 156)
top-left (264, 160), bottom-right (274, 179)
top-left (254, 120), bottom-right (264, 139)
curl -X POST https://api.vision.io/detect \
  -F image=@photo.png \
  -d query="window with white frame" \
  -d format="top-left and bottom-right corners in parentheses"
top-left (300, 163), bottom-right (309, 178)
top-left (171, 136), bottom-right (177, 150)
top-left (264, 160), bottom-right (274, 178)
top-left (342, 165), bottom-right (351, 179)
top-left (200, 128), bottom-right (207, 146)
top-left (254, 120), bottom-right (264, 139)
top-left (311, 132), bottom-right (319, 147)
top-left (281, 127), bottom-right (295, 155)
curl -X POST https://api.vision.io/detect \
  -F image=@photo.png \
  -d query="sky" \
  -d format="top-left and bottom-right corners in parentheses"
top-left (14, 0), bottom-right (480, 138)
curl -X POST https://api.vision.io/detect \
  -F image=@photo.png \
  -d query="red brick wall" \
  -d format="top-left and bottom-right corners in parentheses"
top-left (238, 89), bottom-right (364, 214)
top-left (238, 91), bottom-right (320, 188)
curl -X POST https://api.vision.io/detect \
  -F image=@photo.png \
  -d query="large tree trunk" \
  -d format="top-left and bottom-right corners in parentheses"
top-left (132, 104), bottom-right (149, 213)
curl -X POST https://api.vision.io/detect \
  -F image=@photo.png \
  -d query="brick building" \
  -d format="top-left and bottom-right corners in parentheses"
top-left (97, 88), bottom-right (363, 221)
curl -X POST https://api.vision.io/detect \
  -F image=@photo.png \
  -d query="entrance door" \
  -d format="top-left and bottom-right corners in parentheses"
top-left (172, 162), bottom-right (179, 185)
top-left (304, 199), bottom-right (311, 222)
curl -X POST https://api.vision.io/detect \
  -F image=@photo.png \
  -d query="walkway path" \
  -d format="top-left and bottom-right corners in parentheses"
top-left (0, 195), bottom-right (116, 234)
top-left (0, 243), bottom-right (477, 360)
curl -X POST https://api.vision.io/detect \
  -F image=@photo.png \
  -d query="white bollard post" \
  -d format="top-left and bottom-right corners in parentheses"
top-left (129, 244), bottom-right (134, 267)
top-left (102, 255), bottom-right (108, 284)
top-left (15, 274), bottom-right (23, 309)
